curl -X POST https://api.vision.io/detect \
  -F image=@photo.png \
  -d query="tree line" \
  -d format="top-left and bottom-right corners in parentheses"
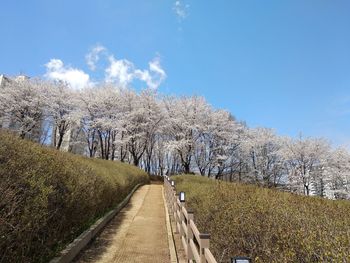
top-left (0, 76), bottom-right (349, 199)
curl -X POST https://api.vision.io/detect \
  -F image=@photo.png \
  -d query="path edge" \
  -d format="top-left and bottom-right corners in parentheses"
top-left (50, 183), bottom-right (145, 263)
top-left (162, 185), bottom-right (178, 263)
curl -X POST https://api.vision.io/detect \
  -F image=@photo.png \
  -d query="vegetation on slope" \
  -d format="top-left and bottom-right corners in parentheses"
top-left (173, 175), bottom-right (350, 263)
top-left (0, 131), bottom-right (149, 263)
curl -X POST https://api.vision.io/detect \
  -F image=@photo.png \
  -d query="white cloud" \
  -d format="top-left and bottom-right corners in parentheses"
top-left (105, 56), bottom-right (135, 87)
top-left (85, 44), bottom-right (106, 71)
top-left (44, 45), bottom-right (166, 90)
top-left (105, 54), bottom-right (166, 90)
top-left (173, 0), bottom-right (189, 21)
top-left (45, 59), bottom-right (91, 90)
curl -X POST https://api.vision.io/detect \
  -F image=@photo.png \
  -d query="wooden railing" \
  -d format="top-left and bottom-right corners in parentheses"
top-left (164, 176), bottom-right (217, 263)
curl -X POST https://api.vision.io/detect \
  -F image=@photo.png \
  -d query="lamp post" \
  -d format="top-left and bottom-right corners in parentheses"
top-left (231, 257), bottom-right (252, 263)
top-left (179, 191), bottom-right (185, 202)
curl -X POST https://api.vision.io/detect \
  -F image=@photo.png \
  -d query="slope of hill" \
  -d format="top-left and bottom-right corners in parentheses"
top-left (0, 131), bottom-right (149, 263)
top-left (173, 175), bottom-right (350, 262)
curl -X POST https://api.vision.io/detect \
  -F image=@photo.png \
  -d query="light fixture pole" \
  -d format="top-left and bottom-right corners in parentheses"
top-left (231, 257), bottom-right (252, 263)
top-left (179, 191), bottom-right (185, 202)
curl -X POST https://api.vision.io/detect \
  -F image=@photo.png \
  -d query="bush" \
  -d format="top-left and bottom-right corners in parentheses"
top-left (173, 175), bottom-right (350, 262)
top-left (0, 131), bottom-right (149, 263)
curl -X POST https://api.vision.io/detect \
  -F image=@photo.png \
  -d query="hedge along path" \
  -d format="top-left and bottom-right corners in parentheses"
top-left (74, 184), bottom-right (172, 263)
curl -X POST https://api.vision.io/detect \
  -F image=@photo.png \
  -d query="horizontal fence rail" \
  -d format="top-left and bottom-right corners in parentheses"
top-left (164, 176), bottom-right (217, 263)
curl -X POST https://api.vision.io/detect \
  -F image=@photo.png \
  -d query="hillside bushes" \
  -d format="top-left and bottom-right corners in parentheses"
top-left (0, 131), bottom-right (149, 263)
top-left (173, 175), bottom-right (350, 262)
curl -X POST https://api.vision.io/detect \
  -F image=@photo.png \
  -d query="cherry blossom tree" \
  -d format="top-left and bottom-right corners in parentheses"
top-left (282, 135), bottom-right (330, 195)
top-left (240, 128), bottom-right (285, 186)
top-left (326, 148), bottom-right (350, 199)
top-left (139, 90), bottom-right (164, 173)
top-left (163, 96), bottom-right (212, 174)
top-left (46, 81), bottom-right (79, 149)
top-left (194, 109), bottom-right (241, 178)
top-left (79, 84), bottom-right (122, 159)
top-left (0, 78), bottom-right (47, 139)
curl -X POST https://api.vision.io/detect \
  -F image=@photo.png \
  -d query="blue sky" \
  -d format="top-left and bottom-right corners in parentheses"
top-left (1, 0), bottom-right (350, 146)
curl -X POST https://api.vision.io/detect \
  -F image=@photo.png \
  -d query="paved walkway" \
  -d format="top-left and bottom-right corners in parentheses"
top-left (74, 184), bottom-right (171, 263)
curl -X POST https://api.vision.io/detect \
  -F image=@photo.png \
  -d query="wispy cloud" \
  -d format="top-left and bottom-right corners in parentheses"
top-left (173, 0), bottom-right (189, 21)
top-left (45, 59), bottom-right (91, 90)
top-left (85, 44), bottom-right (106, 71)
top-left (134, 57), bottom-right (167, 90)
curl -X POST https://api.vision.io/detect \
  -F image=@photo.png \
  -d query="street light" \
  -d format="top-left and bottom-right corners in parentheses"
top-left (179, 191), bottom-right (185, 202)
top-left (231, 257), bottom-right (252, 263)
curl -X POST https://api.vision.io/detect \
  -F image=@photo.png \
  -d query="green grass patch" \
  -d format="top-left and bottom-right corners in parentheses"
top-left (173, 175), bottom-right (350, 262)
top-left (0, 131), bottom-right (149, 263)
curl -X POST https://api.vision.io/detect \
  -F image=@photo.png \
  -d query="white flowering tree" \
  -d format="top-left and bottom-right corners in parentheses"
top-left (79, 84), bottom-right (122, 159)
top-left (326, 148), bottom-right (350, 199)
top-left (163, 96), bottom-right (212, 174)
top-left (0, 78), bottom-right (47, 139)
top-left (46, 81), bottom-right (80, 149)
top-left (282, 136), bottom-right (330, 195)
top-left (194, 109), bottom-right (241, 178)
top-left (138, 89), bottom-right (164, 173)
top-left (240, 128), bottom-right (285, 186)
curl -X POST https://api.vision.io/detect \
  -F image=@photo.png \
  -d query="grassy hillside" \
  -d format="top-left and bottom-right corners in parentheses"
top-left (0, 131), bottom-right (149, 263)
top-left (173, 175), bottom-right (350, 263)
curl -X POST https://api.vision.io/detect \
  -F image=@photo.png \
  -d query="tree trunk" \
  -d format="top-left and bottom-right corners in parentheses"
top-left (56, 133), bottom-right (64, 150)
top-left (304, 184), bottom-right (310, 196)
top-left (133, 156), bottom-right (139, 166)
top-left (98, 131), bottom-right (105, 159)
top-left (183, 163), bottom-right (190, 174)
top-left (20, 131), bottom-right (26, 139)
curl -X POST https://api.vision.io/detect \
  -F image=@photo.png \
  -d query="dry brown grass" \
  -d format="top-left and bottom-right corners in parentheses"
top-left (0, 131), bottom-right (149, 263)
top-left (173, 175), bottom-right (350, 263)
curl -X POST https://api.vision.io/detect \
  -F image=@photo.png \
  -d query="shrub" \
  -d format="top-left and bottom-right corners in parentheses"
top-left (0, 131), bottom-right (149, 263)
top-left (173, 175), bottom-right (350, 262)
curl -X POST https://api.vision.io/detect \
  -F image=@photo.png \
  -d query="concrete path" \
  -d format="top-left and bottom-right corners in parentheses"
top-left (73, 184), bottom-right (171, 263)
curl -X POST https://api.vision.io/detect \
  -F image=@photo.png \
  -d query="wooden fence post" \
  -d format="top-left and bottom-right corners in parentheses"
top-left (187, 212), bottom-right (194, 262)
top-left (174, 195), bottom-right (179, 233)
top-left (178, 201), bottom-right (184, 237)
top-left (199, 234), bottom-right (210, 263)
top-left (174, 194), bottom-right (178, 225)
top-left (164, 177), bottom-right (168, 202)
top-left (170, 185), bottom-right (174, 215)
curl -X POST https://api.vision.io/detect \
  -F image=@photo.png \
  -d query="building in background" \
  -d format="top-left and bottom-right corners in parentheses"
top-left (52, 123), bottom-right (86, 155)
